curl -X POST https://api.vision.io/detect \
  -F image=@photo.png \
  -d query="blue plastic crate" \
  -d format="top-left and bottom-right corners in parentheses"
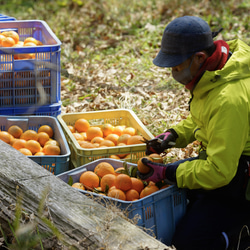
top-left (0, 115), bottom-right (70, 175)
top-left (0, 14), bottom-right (16, 21)
top-left (57, 158), bottom-right (187, 245)
top-left (0, 101), bottom-right (61, 117)
top-left (0, 20), bottom-right (61, 109)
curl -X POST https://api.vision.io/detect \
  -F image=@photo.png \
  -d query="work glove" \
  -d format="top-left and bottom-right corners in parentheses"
top-left (146, 129), bottom-right (178, 155)
top-left (137, 157), bottom-right (198, 184)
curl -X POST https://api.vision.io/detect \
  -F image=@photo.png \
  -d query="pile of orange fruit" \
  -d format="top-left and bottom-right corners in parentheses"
top-left (67, 118), bottom-right (146, 160)
top-left (0, 30), bottom-right (43, 59)
top-left (72, 156), bottom-right (170, 201)
top-left (0, 124), bottom-right (61, 156)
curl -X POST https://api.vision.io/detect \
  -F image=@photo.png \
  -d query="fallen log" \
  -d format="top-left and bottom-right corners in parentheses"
top-left (0, 140), bottom-right (173, 249)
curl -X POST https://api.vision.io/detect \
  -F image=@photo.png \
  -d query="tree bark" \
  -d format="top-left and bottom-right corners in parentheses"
top-left (0, 140), bottom-right (173, 250)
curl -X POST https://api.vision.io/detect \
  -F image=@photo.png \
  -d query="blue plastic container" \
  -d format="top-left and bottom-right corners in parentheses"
top-left (57, 158), bottom-right (187, 245)
top-left (0, 14), bottom-right (16, 21)
top-left (0, 20), bottom-right (61, 111)
top-left (0, 101), bottom-right (61, 117)
top-left (0, 115), bottom-right (70, 175)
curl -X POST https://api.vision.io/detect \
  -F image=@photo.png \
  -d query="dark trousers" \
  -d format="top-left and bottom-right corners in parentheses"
top-left (172, 155), bottom-right (250, 250)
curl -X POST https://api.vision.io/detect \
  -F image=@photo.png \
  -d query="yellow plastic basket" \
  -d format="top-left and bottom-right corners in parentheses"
top-left (57, 109), bottom-right (154, 168)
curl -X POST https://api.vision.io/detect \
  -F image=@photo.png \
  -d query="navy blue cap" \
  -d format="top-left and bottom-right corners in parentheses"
top-left (153, 16), bottom-right (214, 67)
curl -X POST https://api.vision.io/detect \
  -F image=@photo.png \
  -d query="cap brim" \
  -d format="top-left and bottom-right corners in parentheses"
top-left (153, 50), bottom-right (193, 67)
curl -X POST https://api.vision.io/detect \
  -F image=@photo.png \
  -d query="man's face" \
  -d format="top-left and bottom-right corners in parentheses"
top-left (171, 52), bottom-right (207, 85)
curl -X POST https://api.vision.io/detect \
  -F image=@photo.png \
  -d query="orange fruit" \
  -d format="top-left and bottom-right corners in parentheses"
top-left (117, 134), bottom-right (131, 145)
top-left (101, 123), bottom-right (114, 137)
top-left (43, 145), bottom-right (61, 155)
top-left (12, 139), bottom-right (26, 150)
top-left (100, 173), bottom-right (117, 191)
top-left (2, 37), bottom-right (15, 47)
top-left (0, 34), bottom-right (6, 45)
top-left (18, 148), bottom-right (32, 156)
top-left (114, 167), bottom-right (125, 175)
top-left (20, 130), bottom-right (38, 141)
top-left (67, 125), bottom-right (75, 133)
top-left (7, 125), bottom-right (23, 138)
top-left (80, 132), bottom-right (87, 140)
top-left (105, 133), bottom-right (119, 145)
top-left (38, 125), bottom-right (53, 138)
top-left (108, 188), bottom-right (126, 201)
top-left (113, 125), bottom-right (126, 136)
top-left (44, 139), bottom-right (60, 147)
top-left (110, 155), bottom-right (120, 160)
top-left (131, 177), bottom-right (145, 194)
top-left (91, 136), bottom-right (104, 144)
top-left (127, 135), bottom-right (144, 145)
top-left (72, 132), bottom-right (84, 141)
top-left (24, 42), bottom-right (37, 47)
top-left (137, 156), bottom-right (152, 174)
top-left (115, 174), bottom-right (132, 192)
top-left (74, 118), bottom-right (90, 133)
top-left (94, 162), bottom-right (115, 178)
top-left (86, 127), bottom-right (103, 141)
top-left (0, 131), bottom-right (11, 144)
top-left (122, 127), bottom-right (136, 136)
top-left (72, 182), bottom-right (85, 190)
top-left (79, 141), bottom-right (96, 149)
top-left (23, 37), bottom-right (38, 45)
top-left (99, 139), bottom-right (115, 147)
top-left (2, 31), bottom-right (19, 44)
top-left (140, 185), bottom-right (159, 198)
top-left (126, 189), bottom-right (140, 201)
top-left (79, 171), bottom-right (99, 190)
top-left (25, 140), bottom-right (41, 155)
top-left (149, 153), bottom-right (163, 163)
top-left (37, 132), bottom-right (50, 146)
top-left (34, 151), bottom-right (45, 156)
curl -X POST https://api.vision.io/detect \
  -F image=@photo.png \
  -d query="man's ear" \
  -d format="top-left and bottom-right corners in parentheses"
top-left (195, 52), bottom-right (207, 64)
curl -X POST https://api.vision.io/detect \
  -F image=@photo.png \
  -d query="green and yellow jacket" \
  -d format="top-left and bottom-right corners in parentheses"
top-left (172, 39), bottom-right (250, 190)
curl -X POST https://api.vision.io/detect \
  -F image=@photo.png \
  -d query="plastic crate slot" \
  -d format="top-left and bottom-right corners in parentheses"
top-left (145, 206), bottom-right (153, 220)
top-left (173, 193), bottom-right (182, 207)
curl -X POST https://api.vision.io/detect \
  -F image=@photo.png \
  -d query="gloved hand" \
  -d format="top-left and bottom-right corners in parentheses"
top-left (146, 129), bottom-right (178, 155)
top-left (137, 158), bottom-right (178, 184)
top-left (137, 156), bottom-right (199, 184)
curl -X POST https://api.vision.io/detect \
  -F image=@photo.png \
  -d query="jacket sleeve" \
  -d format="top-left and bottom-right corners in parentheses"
top-left (171, 114), bottom-right (197, 148)
top-left (175, 90), bottom-right (249, 190)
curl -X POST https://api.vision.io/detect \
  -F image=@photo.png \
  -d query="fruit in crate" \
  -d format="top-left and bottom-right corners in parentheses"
top-left (70, 161), bottom-right (166, 201)
top-left (0, 124), bottom-right (61, 156)
top-left (0, 30), bottom-right (43, 60)
top-left (69, 119), bottom-right (147, 159)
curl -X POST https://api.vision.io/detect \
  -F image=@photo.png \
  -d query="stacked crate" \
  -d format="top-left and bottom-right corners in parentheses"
top-left (0, 19), bottom-right (62, 116)
top-left (0, 17), bottom-right (70, 174)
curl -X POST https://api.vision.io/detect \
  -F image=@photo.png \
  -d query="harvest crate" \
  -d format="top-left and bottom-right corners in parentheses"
top-left (0, 101), bottom-right (61, 117)
top-left (57, 158), bottom-right (187, 245)
top-left (0, 20), bottom-right (61, 110)
top-left (0, 115), bottom-right (70, 175)
top-left (0, 14), bottom-right (16, 21)
top-left (57, 109), bottom-right (154, 168)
